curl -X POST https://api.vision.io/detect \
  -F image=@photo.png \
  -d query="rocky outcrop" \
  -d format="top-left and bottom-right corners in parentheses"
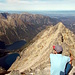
top-left (5, 70), bottom-right (21, 75)
top-left (8, 22), bottom-right (75, 75)
top-left (0, 13), bottom-right (58, 44)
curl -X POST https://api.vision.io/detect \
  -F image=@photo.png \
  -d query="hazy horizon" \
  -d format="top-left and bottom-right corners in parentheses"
top-left (0, 10), bottom-right (75, 17)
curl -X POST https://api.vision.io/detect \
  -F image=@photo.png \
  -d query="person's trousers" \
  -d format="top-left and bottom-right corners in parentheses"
top-left (65, 63), bottom-right (72, 75)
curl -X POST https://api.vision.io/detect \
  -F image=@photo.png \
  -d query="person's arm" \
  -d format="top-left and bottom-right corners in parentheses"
top-left (69, 56), bottom-right (73, 65)
top-left (69, 50), bottom-right (74, 65)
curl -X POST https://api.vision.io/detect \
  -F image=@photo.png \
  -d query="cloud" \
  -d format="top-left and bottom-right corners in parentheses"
top-left (6, 0), bottom-right (19, 3)
top-left (0, 0), bottom-right (75, 11)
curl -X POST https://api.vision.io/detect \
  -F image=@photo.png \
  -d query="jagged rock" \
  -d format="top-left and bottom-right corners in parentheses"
top-left (0, 67), bottom-right (6, 73)
top-left (5, 70), bottom-right (21, 75)
top-left (8, 22), bottom-right (75, 75)
top-left (0, 67), bottom-right (10, 75)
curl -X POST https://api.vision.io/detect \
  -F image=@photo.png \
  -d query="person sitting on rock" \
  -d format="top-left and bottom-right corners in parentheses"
top-left (50, 45), bottom-right (73, 75)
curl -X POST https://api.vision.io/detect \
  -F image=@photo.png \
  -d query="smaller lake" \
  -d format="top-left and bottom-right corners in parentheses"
top-left (0, 53), bottom-right (19, 70)
top-left (0, 40), bottom-right (26, 70)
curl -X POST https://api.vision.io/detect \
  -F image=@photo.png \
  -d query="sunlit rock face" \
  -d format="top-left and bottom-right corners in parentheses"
top-left (0, 13), bottom-right (58, 44)
top-left (8, 22), bottom-right (75, 75)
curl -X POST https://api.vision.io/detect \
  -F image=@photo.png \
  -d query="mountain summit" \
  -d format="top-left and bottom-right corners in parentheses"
top-left (8, 22), bottom-right (75, 75)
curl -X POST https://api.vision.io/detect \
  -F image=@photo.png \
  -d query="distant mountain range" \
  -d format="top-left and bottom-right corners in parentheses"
top-left (58, 16), bottom-right (75, 33)
top-left (0, 13), bottom-right (58, 44)
top-left (25, 11), bottom-right (75, 34)
top-left (0, 12), bottom-right (75, 45)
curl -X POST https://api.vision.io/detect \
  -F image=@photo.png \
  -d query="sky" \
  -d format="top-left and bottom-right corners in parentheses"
top-left (0, 0), bottom-right (75, 11)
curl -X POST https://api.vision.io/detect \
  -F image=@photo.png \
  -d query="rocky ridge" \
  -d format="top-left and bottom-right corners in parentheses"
top-left (8, 22), bottom-right (75, 75)
top-left (0, 13), bottom-right (58, 44)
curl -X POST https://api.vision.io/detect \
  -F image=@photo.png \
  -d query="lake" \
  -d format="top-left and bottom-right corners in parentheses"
top-left (6, 40), bottom-right (26, 50)
top-left (0, 53), bottom-right (19, 70)
top-left (0, 40), bottom-right (26, 70)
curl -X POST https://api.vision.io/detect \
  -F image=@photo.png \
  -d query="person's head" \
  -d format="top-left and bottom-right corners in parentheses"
top-left (53, 45), bottom-right (63, 54)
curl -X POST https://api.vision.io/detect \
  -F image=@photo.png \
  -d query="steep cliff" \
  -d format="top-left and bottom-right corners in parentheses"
top-left (8, 22), bottom-right (75, 75)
